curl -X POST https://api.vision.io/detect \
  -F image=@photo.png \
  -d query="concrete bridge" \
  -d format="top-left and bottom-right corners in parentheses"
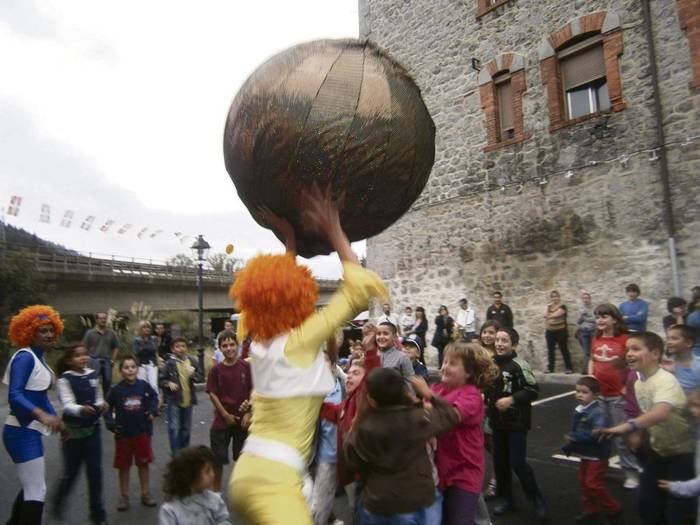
top-left (4, 248), bottom-right (340, 315)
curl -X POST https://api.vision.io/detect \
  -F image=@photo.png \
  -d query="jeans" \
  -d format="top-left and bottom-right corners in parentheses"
top-left (545, 329), bottom-right (572, 371)
top-left (166, 404), bottom-right (192, 454)
top-left (311, 463), bottom-right (337, 525)
top-left (52, 429), bottom-right (105, 522)
top-left (598, 396), bottom-right (640, 474)
top-left (359, 505), bottom-right (425, 525)
top-left (577, 330), bottom-right (594, 374)
top-left (492, 429), bottom-right (542, 504)
top-left (90, 357), bottom-right (112, 397)
top-left (423, 489), bottom-right (442, 525)
top-left (638, 450), bottom-right (696, 525)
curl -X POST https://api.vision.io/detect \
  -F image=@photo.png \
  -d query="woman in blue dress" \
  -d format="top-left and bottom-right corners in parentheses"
top-left (3, 305), bottom-right (65, 525)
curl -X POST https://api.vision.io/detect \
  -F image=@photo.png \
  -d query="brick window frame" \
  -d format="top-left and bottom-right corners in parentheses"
top-left (538, 11), bottom-right (625, 132)
top-left (479, 53), bottom-right (529, 152)
top-left (676, 0), bottom-right (700, 89)
top-left (477, 0), bottom-right (511, 18)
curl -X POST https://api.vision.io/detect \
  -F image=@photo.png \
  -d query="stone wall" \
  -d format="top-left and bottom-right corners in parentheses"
top-left (361, 0), bottom-right (700, 370)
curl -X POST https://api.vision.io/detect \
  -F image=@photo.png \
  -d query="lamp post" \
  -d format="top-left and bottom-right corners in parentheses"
top-left (190, 234), bottom-right (211, 372)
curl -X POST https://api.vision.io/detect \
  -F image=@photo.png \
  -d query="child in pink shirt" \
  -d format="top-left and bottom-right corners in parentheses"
top-left (430, 340), bottom-right (500, 525)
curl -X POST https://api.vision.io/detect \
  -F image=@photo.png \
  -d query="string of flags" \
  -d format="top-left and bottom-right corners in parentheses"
top-left (1, 197), bottom-right (197, 245)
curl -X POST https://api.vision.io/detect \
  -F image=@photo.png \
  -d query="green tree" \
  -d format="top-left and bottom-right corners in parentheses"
top-left (207, 252), bottom-right (245, 272)
top-left (0, 250), bottom-right (53, 369)
top-left (167, 253), bottom-right (194, 267)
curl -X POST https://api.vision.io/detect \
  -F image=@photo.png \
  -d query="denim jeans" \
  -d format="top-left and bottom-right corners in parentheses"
top-left (90, 357), bottom-right (112, 397)
top-left (166, 404), bottom-right (192, 455)
top-left (598, 396), bottom-right (640, 474)
top-left (423, 488), bottom-right (442, 525)
top-left (577, 329), bottom-right (594, 374)
top-left (359, 504), bottom-right (425, 525)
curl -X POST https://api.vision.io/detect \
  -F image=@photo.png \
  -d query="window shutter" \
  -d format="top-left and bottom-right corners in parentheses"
top-left (561, 44), bottom-right (605, 90)
top-left (496, 79), bottom-right (514, 133)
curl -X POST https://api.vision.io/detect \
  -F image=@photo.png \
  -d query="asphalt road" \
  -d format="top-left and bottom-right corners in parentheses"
top-left (0, 382), bottom-right (643, 525)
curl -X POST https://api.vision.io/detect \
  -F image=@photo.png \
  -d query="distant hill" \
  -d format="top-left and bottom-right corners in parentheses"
top-left (0, 222), bottom-right (78, 255)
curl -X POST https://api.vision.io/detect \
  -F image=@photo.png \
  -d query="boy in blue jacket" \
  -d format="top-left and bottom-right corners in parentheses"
top-left (562, 376), bottom-right (621, 523)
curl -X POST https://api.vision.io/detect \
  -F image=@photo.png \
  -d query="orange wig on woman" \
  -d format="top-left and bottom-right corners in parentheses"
top-left (8, 304), bottom-right (64, 347)
top-left (230, 253), bottom-right (318, 341)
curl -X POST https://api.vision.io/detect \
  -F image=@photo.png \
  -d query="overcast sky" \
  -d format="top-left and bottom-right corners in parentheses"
top-left (0, 0), bottom-right (360, 277)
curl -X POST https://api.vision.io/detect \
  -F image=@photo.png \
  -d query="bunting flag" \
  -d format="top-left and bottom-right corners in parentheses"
top-left (99, 219), bottom-right (115, 233)
top-left (39, 204), bottom-right (51, 223)
top-left (60, 210), bottom-right (74, 228)
top-left (137, 227), bottom-right (148, 239)
top-left (179, 235), bottom-right (191, 245)
top-left (80, 215), bottom-right (96, 231)
top-left (7, 196), bottom-right (21, 216)
top-left (117, 223), bottom-right (133, 235)
top-left (149, 229), bottom-right (163, 239)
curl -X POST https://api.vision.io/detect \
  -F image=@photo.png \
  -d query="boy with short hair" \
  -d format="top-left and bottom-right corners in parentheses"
top-left (344, 368), bottom-right (461, 522)
top-left (599, 332), bottom-right (696, 524)
top-left (666, 324), bottom-right (700, 393)
top-left (376, 322), bottom-right (414, 386)
top-left (619, 284), bottom-right (649, 333)
top-left (159, 337), bottom-right (203, 455)
top-left (206, 330), bottom-right (252, 492)
top-left (562, 376), bottom-right (621, 523)
top-left (401, 336), bottom-right (428, 382)
top-left (105, 356), bottom-right (159, 510)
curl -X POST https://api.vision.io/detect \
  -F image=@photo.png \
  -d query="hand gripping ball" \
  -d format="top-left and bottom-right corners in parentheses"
top-left (223, 39), bottom-right (436, 258)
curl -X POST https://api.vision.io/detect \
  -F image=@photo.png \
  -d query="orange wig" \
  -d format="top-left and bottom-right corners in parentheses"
top-left (230, 253), bottom-right (318, 341)
top-left (8, 305), bottom-right (64, 347)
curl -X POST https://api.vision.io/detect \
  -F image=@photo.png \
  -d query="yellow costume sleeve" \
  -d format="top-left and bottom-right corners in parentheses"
top-left (285, 262), bottom-right (388, 368)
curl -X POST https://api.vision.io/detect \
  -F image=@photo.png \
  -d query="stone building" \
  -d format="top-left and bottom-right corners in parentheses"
top-left (361, 0), bottom-right (700, 370)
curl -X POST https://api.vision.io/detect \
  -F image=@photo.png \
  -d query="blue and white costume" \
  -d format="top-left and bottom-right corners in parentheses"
top-left (2, 346), bottom-right (56, 502)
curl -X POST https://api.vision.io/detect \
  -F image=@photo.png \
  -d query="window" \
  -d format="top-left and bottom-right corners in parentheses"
top-left (559, 35), bottom-right (610, 119)
top-left (494, 73), bottom-right (515, 139)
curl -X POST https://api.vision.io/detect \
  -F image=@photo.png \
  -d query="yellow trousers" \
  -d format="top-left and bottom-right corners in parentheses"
top-left (230, 454), bottom-right (312, 525)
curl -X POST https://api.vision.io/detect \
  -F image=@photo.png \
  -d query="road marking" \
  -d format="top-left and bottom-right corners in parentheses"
top-left (532, 390), bottom-right (575, 406)
top-left (551, 454), bottom-right (621, 470)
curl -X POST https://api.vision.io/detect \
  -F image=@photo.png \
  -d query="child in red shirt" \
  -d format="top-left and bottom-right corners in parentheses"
top-left (587, 303), bottom-right (641, 489)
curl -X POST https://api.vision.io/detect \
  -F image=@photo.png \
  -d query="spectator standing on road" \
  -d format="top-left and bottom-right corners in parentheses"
top-left (402, 336), bottom-right (429, 382)
top-left (206, 330), bottom-right (252, 492)
top-left (687, 295), bottom-right (700, 357)
top-left (399, 306), bottom-right (416, 335)
top-left (486, 327), bottom-right (549, 521)
top-left (158, 445), bottom-right (232, 525)
top-left (3, 305), bottom-right (65, 525)
top-left (486, 291), bottom-right (513, 329)
top-left (82, 311), bottom-right (120, 397)
top-left (430, 341), bottom-right (499, 525)
top-left (51, 343), bottom-right (107, 525)
top-left (663, 297), bottom-right (688, 331)
top-left (408, 306), bottom-right (429, 359)
top-left (576, 292), bottom-right (596, 375)
top-left (159, 337), bottom-right (204, 455)
top-left (599, 332), bottom-right (696, 525)
top-left (105, 356), bottom-right (159, 511)
top-left (212, 320), bottom-right (234, 366)
top-left (561, 376), bottom-right (622, 524)
top-left (619, 283), bottom-right (649, 333)
top-left (377, 322), bottom-right (415, 387)
top-left (456, 298), bottom-right (477, 342)
top-left (133, 321), bottom-right (160, 401)
top-left (432, 305), bottom-right (454, 369)
top-left (479, 320), bottom-right (500, 358)
top-left (665, 325), bottom-right (700, 394)
top-left (154, 322), bottom-right (172, 361)
top-left (544, 290), bottom-right (573, 374)
top-left (377, 303), bottom-right (401, 334)
top-left (587, 303), bottom-right (641, 489)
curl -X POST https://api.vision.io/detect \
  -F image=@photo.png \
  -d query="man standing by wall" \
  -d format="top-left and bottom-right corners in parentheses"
top-left (82, 311), bottom-right (120, 396)
top-left (455, 298), bottom-right (477, 341)
top-left (619, 284), bottom-right (649, 333)
top-left (486, 291), bottom-right (514, 329)
top-left (377, 303), bottom-right (401, 334)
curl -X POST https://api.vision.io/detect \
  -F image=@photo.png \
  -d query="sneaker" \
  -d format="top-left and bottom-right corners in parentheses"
top-left (141, 493), bottom-right (157, 507)
top-left (623, 471), bottom-right (639, 489)
top-left (330, 520), bottom-right (345, 525)
top-left (574, 512), bottom-right (600, 523)
top-left (117, 496), bottom-right (129, 511)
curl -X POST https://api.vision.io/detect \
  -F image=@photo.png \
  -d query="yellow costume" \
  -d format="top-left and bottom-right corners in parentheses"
top-left (230, 260), bottom-right (387, 525)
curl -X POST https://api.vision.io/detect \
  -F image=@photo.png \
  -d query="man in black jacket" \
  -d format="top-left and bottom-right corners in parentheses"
top-left (486, 291), bottom-right (514, 328)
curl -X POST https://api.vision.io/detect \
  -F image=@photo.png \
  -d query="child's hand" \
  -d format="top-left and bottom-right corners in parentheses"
top-left (167, 381), bottom-right (179, 392)
top-left (223, 413), bottom-right (238, 427)
top-left (409, 376), bottom-right (433, 400)
top-left (495, 396), bottom-right (514, 412)
top-left (80, 405), bottom-right (97, 417)
top-left (99, 403), bottom-right (109, 415)
top-left (239, 400), bottom-right (251, 413)
top-left (658, 480), bottom-right (673, 492)
top-left (147, 414), bottom-right (154, 421)
top-left (241, 412), bottom-right (252, 430)
top-left (362, 324), bottom-right (377, 353)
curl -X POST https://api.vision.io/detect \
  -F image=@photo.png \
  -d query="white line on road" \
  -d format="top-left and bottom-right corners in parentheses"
top-left (532, 390), bottom-right (575, 406)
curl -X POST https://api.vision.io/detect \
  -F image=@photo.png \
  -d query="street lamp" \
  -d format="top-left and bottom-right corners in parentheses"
top-left (190, 234), bottom-right (211, 372)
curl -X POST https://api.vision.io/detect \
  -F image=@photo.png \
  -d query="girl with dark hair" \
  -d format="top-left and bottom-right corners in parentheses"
top-left (409, 306), bottom-right (429, 360)
top-left (479, 320), bottom-right (501, 357)
top-left (587, 303), bottom-right (641, 489)
top-left (159, 446), bottom-right (231, 524)
top-left (51, 343), bottom-right (107, 524)
top-left (432, 305), bottom-right (454, 368)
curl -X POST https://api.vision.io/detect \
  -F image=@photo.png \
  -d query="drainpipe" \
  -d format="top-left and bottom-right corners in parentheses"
top-left (641, 0), bottom-right (681, 296)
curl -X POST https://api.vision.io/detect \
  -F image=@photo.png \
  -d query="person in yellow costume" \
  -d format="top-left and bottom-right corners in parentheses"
top-left (229, 186), bottom-right (388, 525)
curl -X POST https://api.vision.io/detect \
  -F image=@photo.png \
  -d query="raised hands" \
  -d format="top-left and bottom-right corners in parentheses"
top-left (256, 205), bottom-right (297, 255)
top-left (302, 183), bottom-right (357, 264)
